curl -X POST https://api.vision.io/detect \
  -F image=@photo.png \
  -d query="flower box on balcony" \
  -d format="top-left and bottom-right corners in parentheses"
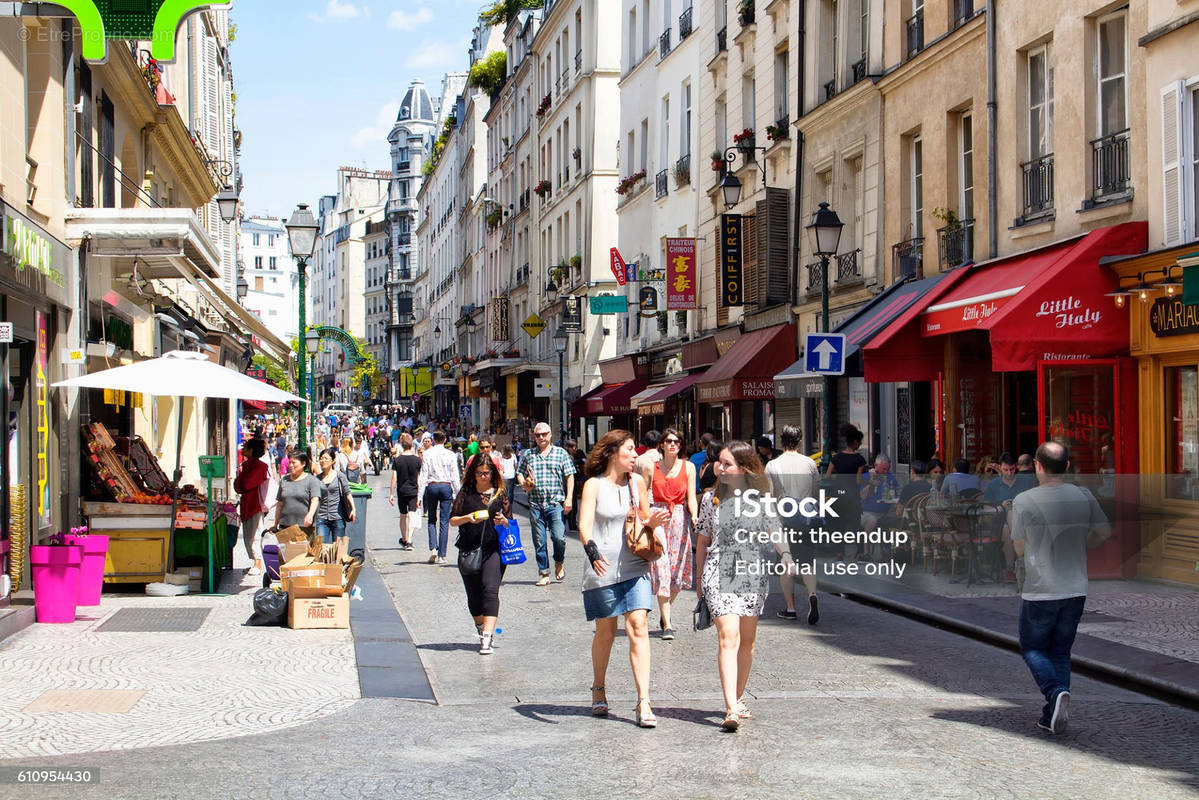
top-left (765, 122), bottom-right (788, 142)
top-left (536, 94), bottom-right (552, 117)
top-left (503, 349), bottom-right (520, 359)
top-left (616, 169), bottom-right (648, 196)
top-left (534, 179), bottom-right (552, 198)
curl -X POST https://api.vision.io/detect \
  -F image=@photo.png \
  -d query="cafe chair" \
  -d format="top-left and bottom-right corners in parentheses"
top-left (912, 493), bottom-right (958, 575)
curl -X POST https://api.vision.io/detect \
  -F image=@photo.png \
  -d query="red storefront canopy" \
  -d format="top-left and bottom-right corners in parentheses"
top-left (581, 378), bottom-right (650, 416)
top-left (695, 323), bottom-right (796, 403)
top-left (864, 222), bottom-right (1147, 380)
top-left (637, 370), bottom-right (708, 416)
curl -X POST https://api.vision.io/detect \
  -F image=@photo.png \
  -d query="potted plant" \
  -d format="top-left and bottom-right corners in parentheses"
top-left (616, 169), bottom-right (648, 195)
top-left (572, 147), bottom-right (582, 162)
top-left (484, 349), bottom-right (499, 359)
top-left (710, 151), bottom-right (725, 172)
top-left (29, 533), bottom-right (85, 623)
top-left (536, 93), bottom-right (552, 117)
top-left (673, 160), bottom-right (691, 186)
top-left (504, 348), bottom-right (521, 358)
top-left (765, 122), bottom-right (789, 142)
top-left (486, 207), bottom-right (503, 228)
top-left (534, 179), bottom-right (552, 197)
top-left (61, 525), bottom-right (108, 607)
top-left (738, 0), bottom-right (755, 26)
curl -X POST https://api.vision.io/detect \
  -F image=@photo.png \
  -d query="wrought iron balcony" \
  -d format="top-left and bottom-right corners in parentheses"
top-left (1020, 154), bottom-right (1055, 219)
top-left (937, 219), bottom-right (975, 268)
top-left (905, 10), bottom-right (924, 59)
top-left (660, 29), bottom-right (672, 60)
top-left (716, 26), bottom-right (727, 53)
top-left (398, 232), bottom-right (411, 246)
top-left (893, 238), bottom-right (924, 279)
top-left (679, 6), bottom-right (693, 39)
top-left (824, 80), bottom-right (837, 101)
top-left (1091, 129), bottom-right (1130, 201)
top-left (835, 249), bottom-right (863, 283)
top-left (575, 50), bottom-right (582, 73)
top-left (852, 58), bottom-right (867, 84)
top-left (675, 154), bottom-right (691, 186)
top-left (655, 169), bottom-right (669, 198)
top-left (805, 262), bottom-right (823, 295)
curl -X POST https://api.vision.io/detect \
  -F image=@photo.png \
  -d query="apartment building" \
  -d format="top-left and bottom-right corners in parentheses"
top-left (363, 217), bottom-right (389, 368)
top-left (241, 216), bottom-right (298, 343)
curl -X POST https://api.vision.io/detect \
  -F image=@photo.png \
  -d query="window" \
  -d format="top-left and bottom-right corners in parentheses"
top-left (254, 256), bottom-right (263, 268)
top-left (742, 76), bottom-right (755, 132)
top-left (643, 0), bottom-right (651, 56)
top-left (681, 82), bottom-right (692, 156)
top-left (1165, 365), bottom-right (1199, 500)
top-left (268, 234), bottom-right (276, 246)
top-left (626, 130), bottom-right (635, 176)
top-left (254, 276), bottom-right (264, 291)
top-left (1028, 45), bottom-right (1053, 159)
top-left (775, 50), bottom-right (789, 120)
top-left (1163, 80), bottom-right (1199, 244)
top-left (628, 8), bottom-right (637, 69)
top-left (400, 180), bottom-right (409, 198)
top-left (1097, 12), bottom-right (1128, 138)
top-left (269, 256), bottom-right (277, 269)
top-left (640, 118), bottom-right (649, 172)
top-left (958, 112), bottom-right (974, 221)
top-left (910, 135), bottom-right (923, 238)
top-left (661, 96), bottom-right (671, 165)
top-left (716, 97), bottom-right (727, 151)
top-left (252, 233), bottom-right (260, 246)
top-left (1193, 87), bottom-right (1199, 237)
top-left (860, 0), bottom-right (869, 61)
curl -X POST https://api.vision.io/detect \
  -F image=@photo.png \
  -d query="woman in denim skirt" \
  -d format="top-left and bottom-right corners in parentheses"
top-left (578, 430), bottom-right (669, 728)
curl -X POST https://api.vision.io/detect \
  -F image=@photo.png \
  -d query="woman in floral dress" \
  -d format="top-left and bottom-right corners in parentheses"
top-left (695, 440), bottom-right (797, 732)
top-left (640, 428), bottom-right (698, 640)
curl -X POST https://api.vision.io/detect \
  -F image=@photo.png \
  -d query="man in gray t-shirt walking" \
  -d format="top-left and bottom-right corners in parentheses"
top-left (1010, 441), bottom-right (1110, 735)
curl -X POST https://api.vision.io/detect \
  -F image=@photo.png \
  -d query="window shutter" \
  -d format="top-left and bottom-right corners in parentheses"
top-left (743, 212), bottom-right (759, 306)
top-left (760, 187), bottom-right (791, 305)
top-left (1162, 81), bottom-right (1186, 246)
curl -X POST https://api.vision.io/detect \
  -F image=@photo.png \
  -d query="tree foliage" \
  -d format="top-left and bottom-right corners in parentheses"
top-left (480, 0), bottom-right (543, 28)
top-left (467, 51), bottom-right (507, 94)
top-left (252, 353), bottom-right (291, 391)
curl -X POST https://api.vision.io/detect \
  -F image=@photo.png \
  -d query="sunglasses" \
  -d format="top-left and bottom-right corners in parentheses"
top-left (663, 439), bottom-right (681, 445)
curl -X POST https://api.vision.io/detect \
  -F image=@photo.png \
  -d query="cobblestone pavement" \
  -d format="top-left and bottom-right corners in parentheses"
top-left (0, 558), bottom-right (358, 760)
top-left (0, 477), bottom-right (1195, 799)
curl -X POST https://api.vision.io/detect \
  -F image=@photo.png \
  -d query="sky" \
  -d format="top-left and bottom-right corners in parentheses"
top-left (230, 0), bottom-right (482, 219)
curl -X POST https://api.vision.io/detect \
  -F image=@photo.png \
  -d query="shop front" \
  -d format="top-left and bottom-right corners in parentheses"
top-left (2, 201), bottom-right (77, 601)
top-left (1105, 245), bottom-right (1199, 585)
top-left (575, 355), bottom-right (651, 445)
top-left (864, 222), bottom-right (1147, 579)
top-left (695, 323), bottom-right (796, 441)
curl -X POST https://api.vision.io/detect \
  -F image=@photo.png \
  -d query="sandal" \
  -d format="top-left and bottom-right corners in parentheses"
top-left (720, 711), bottom-right (740, 732)
top-left (590, 686), bottom-right (608, 717)
top-left (636, 698), bottom-right (657, 728)
top-left (735, 697), bottom-right (753, 719)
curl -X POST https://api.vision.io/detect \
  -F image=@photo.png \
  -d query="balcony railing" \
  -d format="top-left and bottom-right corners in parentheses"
top-left (905, 10), bottom-right (924, 58)
top-left (398, 232), bottom-right (412, 246)
top-left (805, 262), bottom-right (823, 295)
top-left (953, 0), bottom-right (975, 27)
top-left (836, 249), bottom-right (862, 282)
top-left (1021, 154), bottom-right (1055, 219)
top-left (1091, 129), bottom-right (1130, 201)
top-left (893, 238), bottom-right (924, 279)
top-left (575, 50), bottom-right (582, 73)
top-left (679, 6), bottom-right (693, 39)
top-left (937, 219), bottom-right (975, 268)
top-left (738, 3), bottom-right (755, 26)
top-left (824, 80), bottom-right (837, 101)
top-left (852, 57), bottom-right (867, 83)
top-left (655, 169), bottom-right (669, 199)
top-left (660, 29), bottom-right (672, 60)
top-left (717, 26), bottom-right (727, 53)
top-left (674, 154), bottom-right (691, 186)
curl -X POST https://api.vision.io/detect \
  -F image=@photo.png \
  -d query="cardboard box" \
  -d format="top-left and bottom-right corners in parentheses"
top-left (279, 559), bottom-right (344, 598)
top-left (276, 525), bottom-right (309, 545)
top-left (288, 596), bottom-right (349, 629)
top-left (281, 541), bottom-right (309, 564)
top-left (185, 566), bottom-right (203, 592)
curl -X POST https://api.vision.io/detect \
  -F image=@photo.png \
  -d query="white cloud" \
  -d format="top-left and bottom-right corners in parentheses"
top-left (307, 0), bottom-right (370, 22)
top-left (387, 7), bottom-right (433, 31)
top-left (403, 35), bottom-right (470, 71)
top-left (350, 99), bottom-right (401, 150)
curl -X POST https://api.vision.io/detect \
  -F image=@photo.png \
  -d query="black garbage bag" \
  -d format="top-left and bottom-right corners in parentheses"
top-left (245, 588), bottom-right (289, 626)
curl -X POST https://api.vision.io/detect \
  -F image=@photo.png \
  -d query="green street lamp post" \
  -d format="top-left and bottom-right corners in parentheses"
top-left (805, 202), bottom-right (844, 469)
top-left (286, 203), bottom-right (319, 452)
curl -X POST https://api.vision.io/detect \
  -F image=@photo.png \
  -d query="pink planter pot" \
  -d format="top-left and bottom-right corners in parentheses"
top-left (30, 545), bottom-right (83, 623)
top-left (62, 534), bottom-right (110, 606)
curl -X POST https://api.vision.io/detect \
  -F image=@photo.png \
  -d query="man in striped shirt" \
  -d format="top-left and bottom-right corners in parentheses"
top-left (417, 430), bottom-right (462, 564)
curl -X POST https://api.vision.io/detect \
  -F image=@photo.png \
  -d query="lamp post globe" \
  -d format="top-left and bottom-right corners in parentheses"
top-left (215, 185), bottom-right (240, 223)
top-left (805, 202), bottom-right (843, 257)
top-left (720, 171), bottom-right (742, 208)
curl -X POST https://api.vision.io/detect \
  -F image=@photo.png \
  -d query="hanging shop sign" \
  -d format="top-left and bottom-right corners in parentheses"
top-left (666, 237), bottom-right (698, 310)
top-left (1149, 297), bottom-right (1199, 338)
top-left (610, 247), bottom-right (628, 286)
top-left (639, 286), bottom-right (659, 317)
top-left (590, 295), bottom-right (628, 315)
top-left (1, 201), bottom-right (71, 308)
top-left (0, 322), bottom-right (12, 343)
top-left (563, 296), bottom-right (584, 332)
top-left (720, 214), bottom-right (743, 307)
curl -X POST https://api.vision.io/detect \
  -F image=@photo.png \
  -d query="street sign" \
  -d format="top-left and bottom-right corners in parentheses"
top-left (610, 247), bottom-right (628, 286)
top-left (335, 381), bottom-right (342, 388)
top-left (410, 392), bottom-right (420, 405)
top-left (522, 312), bottom-right (547, 338)
top-left (590, 295), bottom-right (628, 315)
top-left (804, 333), bottom-right (846, 375)
top-left (0, 322), bottom-right (11, 343)
top-left (459, 403), bottom-right (472, 417)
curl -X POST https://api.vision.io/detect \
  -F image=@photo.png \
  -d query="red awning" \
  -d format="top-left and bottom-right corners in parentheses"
top-left (695, 323), bottom-right (796, 403)
top-left (863, 222), bottom-right (1147, 381)
top-left (581, 378), bottom-right (650, 416)
top-left (637, 370), bottom-right (708, 416)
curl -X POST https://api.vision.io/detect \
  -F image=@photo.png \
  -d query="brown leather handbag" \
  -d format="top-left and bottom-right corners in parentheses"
top-left (624, 480), bottom-right (664, 562)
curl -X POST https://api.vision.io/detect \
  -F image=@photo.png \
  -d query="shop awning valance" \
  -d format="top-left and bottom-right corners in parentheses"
top-left (580, 378), bottom-right (650, 416)
top-left (628, 383), bottom-right (673, 413)
top-left (637, 370), bottom-right (708, 416)
top-left (695, 323), bottom-right (796, 404)
top-left (864, 222), bottom-right (1147, 381)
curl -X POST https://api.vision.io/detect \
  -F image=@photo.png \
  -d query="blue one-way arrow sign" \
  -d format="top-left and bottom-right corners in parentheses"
top-left (804, 333), bottom-right (846, 375)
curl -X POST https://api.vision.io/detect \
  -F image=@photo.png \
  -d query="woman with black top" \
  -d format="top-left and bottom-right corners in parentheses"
top-left (448, 455), bottom-right (511, 655)
top-left (826, 424), bottom-right (867, 557)
top-left (389, 432), bottom-right (422, 551)
top-left (698, 439), bottom-right (724, 493)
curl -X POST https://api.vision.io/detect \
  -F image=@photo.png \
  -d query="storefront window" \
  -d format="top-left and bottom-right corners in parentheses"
top-left (1166, 366), bottom-right (1199, 501)
top-left (1042, 363), bottom-right (1117, 496)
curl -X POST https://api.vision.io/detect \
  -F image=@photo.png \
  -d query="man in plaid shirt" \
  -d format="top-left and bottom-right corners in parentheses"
top-left (516, 422), bottom-right (576, 586)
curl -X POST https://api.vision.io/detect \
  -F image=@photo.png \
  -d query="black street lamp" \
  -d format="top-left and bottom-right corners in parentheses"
top-left (805, 202), bottom-right (844, 468)
top-left (719, 144), bottom-right (767, 208)
top-left (286, 203), bottom-right (319, 450)
top-left (553, 326), bottom-right (568, 442)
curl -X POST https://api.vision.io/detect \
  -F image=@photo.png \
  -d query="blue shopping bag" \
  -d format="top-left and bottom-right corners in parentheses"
top-left (497, 519), bottom-right (527, 566)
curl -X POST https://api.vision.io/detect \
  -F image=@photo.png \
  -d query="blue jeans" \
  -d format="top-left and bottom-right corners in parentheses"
top-left (1019, 596), bottom-right (1086, 717)
top-left (529, 503), bottom-right (566, 574)
top-left (314, 517), bottom-right (345, 544)
top-left (424, 483), bottom-right (454, 557)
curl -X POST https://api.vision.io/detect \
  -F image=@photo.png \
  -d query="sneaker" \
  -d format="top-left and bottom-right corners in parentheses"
top-left (535, 573), bottom-right (551, 587)
top-left (427, 551), bottom-right (438, 564)
top-left (437, 556), bottom-right (447, 565)
top-left (807, 594), bottom-right (820, 625)
top-left (479, 634), bottom-right (494, 655)
top-left (247, 567), bottom-right (262, 577)
top-left (1050, 690), bottom-right (1070, 734)
top-left (1036, 719), bottom-right (1053, 733)
top-left (661, 627), bottom-right (675, 640)
top-left (776, 609), bottom-right (798, 621)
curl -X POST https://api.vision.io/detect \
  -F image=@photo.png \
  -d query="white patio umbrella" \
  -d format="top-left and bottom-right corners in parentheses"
top-left (54, 350), bottom-right (305, 591)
